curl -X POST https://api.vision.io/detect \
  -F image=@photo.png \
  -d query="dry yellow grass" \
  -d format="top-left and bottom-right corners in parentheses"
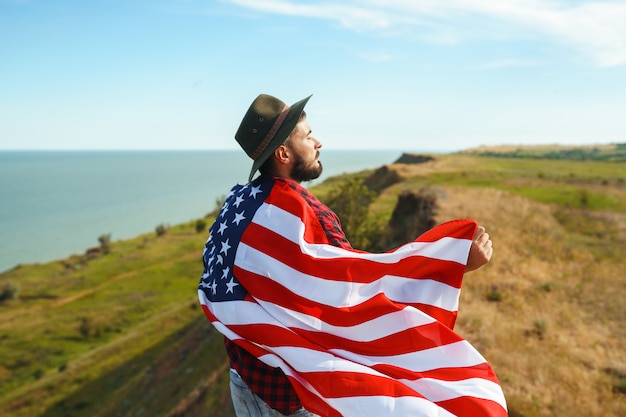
top-left (433, 185), bottom-right (625, 417)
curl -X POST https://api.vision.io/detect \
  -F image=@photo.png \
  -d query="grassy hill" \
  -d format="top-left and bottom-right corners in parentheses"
top-left (1, 146), bottom-right (624, 417)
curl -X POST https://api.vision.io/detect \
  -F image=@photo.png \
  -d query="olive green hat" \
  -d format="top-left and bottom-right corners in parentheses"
top-left (235, 93), bottom-right (312, 182)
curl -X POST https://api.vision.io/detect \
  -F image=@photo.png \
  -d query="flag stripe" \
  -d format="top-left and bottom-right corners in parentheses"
top-left (252, 201), bottom-right (473, 268)
top-left (236, 245), bottom-right (463, 311)
top-left (244, 219), bottom-right (469, 287)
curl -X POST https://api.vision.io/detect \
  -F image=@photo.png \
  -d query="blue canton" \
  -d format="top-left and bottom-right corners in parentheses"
top-left (199, 177), bottom-right (273, 302)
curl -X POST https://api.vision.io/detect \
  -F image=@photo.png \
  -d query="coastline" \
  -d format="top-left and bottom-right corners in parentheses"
top-left (0, 149), bottom-right (409, 273)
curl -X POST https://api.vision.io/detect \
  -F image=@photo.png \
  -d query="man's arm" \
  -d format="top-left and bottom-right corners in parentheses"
top-left (465, 225), bottom-right (493, 272)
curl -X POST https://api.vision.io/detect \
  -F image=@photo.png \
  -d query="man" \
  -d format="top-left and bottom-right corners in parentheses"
top-left (198, 94), bottom-right (506, 417)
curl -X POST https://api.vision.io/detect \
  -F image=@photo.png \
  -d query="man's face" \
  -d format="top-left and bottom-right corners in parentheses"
top-left (286, 118), bottom-right (323, 182)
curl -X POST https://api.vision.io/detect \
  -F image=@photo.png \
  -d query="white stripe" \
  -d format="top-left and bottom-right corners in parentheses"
top-left (205, 296), bottom-right (434, 343)
top-left (253, 202), bottom-right (472, 264)
top-left (327, 396), bottom-right (457, 417)
top-left (236, 242), bottom-right (461, 311)
top-left (403, 377), bottom-right (508, 409)
top-left (330, 340), bottom-right (487, 373)
top-left (257, 300), bottom-right (436, 340)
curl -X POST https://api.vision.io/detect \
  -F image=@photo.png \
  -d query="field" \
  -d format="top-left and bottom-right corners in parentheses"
top-left (1, 146), bottom-right (624, 416)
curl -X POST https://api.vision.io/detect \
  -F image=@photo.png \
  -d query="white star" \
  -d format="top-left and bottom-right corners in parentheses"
top-left (210, 280), bottom-right (218, 294)
top-left (249, 184), bottom-right (262, 199)
top-left (220, 238), bottom-right (231, 256)
top-left (225, 277), bottom-right (239, 294)
top-left (233, 195), bottom-right (245, 208)
top-left (216, 254), bottom-right (223, 265)
top-left (226, 189), bottom-right (236, 199)
top-left (217, 221), bottom-right (228, 235)
top-left (233, 211), bottom-right (245, 225)
top-left (221, 266), bottom-right (230, 279)
top-left (219, 202), bottom-right (230, 217)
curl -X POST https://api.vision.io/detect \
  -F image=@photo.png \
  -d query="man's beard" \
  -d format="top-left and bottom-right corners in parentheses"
top-left (290, 151), bottom-right (323, 182)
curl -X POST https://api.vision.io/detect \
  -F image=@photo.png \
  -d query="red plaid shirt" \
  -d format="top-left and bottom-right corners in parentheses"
top-left (225, 176), bottom-right (351, 414)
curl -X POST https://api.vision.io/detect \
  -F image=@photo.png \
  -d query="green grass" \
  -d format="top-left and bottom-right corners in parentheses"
top-left (400, 156), bottom-right (626, 212)
top-left (0, 220), bottom-right (216, 416)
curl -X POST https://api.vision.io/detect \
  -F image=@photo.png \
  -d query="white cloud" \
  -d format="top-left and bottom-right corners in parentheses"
top-left (224, 0), bottom-right (626, 67)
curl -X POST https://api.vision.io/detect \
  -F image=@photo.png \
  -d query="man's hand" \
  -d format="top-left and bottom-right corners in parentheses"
top-left (465, 225), bottom-right (493, 272)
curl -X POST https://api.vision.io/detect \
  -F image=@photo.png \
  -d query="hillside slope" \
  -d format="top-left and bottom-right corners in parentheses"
top-left (1, 150), bottom-right (624, 417)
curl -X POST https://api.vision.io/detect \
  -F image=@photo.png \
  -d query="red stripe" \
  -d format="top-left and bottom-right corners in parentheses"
top-left (264, 182), bottom-right (330, 244)
top-left (242, 221), bottom-right (466, 287)
top-left (299, 370), bottom-right (424, 399)
top-left (294, 321), bottom-right (463, 356)
top-left (372, 363), bottom-right (500, 384)
top-left (437, 396), bottom-right (508, 417)
top-left (406, 303), bottom-right (458, 330)
top-left (286, 378), bottom-right (344, 417)
top-left (227, 323), bottom-right (323, 351)
top-left (417, 219), bottom-right (477, 242)
top-left (226, 319), bottom-right (461, 357)
top-left (235, 268), bottom-right (410, 326)
top-left (236, 267), bottom-right (462, 331)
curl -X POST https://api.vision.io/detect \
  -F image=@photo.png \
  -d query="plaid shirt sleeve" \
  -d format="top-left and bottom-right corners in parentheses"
top-left (225, 177), bottom-right (351, 415)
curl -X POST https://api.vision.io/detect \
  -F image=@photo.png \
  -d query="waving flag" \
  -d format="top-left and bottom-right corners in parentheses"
top-left (198, 176), bottom-right (507, 417)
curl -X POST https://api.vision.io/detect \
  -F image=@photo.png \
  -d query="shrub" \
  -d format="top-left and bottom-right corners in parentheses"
top-left (325, 177), bottom-right (378, 250)
top-left (155, 223), bottom-right (169, 237)
top-left (0, 281), bottom-right (20, 302)
top-left (486, 285), bottom-right (503, 302)
top-left (195, 219), bottom-right (207, 233)
top-left (98, 233), bottom-right (112, 254)
top-left (78, 317), bottom-right (93, 340)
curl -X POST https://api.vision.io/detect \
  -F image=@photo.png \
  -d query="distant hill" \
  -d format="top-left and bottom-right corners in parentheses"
top-left (461, 142), bottom-right (626, 162)
top-left (1, 147), bottom-right (624, 417)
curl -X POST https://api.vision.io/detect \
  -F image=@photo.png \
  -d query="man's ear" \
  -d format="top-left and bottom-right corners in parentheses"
top-left (274, 145), bottom-right (290, 165)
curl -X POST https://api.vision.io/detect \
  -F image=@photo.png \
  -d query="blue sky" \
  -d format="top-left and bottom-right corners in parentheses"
top-left (1, 0), bottom-right (625, 151)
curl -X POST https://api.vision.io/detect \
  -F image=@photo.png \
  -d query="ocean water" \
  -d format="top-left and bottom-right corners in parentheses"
top-left (0, 150), bottom-right (404, 272)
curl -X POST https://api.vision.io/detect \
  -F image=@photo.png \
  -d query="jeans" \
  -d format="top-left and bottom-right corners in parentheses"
top-left (229, 369), bottom-right (319, 417)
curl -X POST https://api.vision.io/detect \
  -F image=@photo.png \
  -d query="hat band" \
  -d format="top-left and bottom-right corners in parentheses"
top-left (250, 104), bottom-right (290, 160)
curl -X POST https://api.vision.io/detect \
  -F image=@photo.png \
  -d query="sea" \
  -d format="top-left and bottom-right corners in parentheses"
top-left (0, 150), bottom-right (412, 273)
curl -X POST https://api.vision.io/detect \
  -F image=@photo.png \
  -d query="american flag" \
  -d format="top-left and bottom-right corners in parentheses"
top-left (198, 176), bottom-right (507, 417)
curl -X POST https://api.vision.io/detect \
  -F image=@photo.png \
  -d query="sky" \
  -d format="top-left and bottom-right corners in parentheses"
top-left (1, 0), bottom-right (625, 152)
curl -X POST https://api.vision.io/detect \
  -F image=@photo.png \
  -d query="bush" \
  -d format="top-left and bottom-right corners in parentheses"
top-left (486, 285), bottom-right (503, 302)
top-left (155, 223), bottom-right (169, 236)
top-left (325, 178), bottom-right (378, 250)
top-left (78, 317), bottom-right (94, 340)
top-left (0, 281), bottom-right (20, 302)
top-left (98, 233), bottom-right (112, 254)
top-left (195, 219), bottom-right (207, 233)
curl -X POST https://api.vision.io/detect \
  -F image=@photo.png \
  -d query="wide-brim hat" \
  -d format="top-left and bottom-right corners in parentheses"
top-left (235, 93), bottom-right (312, 181)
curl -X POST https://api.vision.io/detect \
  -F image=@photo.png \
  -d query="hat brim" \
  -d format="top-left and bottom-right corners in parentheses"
top-left (248, 95), bottom-right (312, 182)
